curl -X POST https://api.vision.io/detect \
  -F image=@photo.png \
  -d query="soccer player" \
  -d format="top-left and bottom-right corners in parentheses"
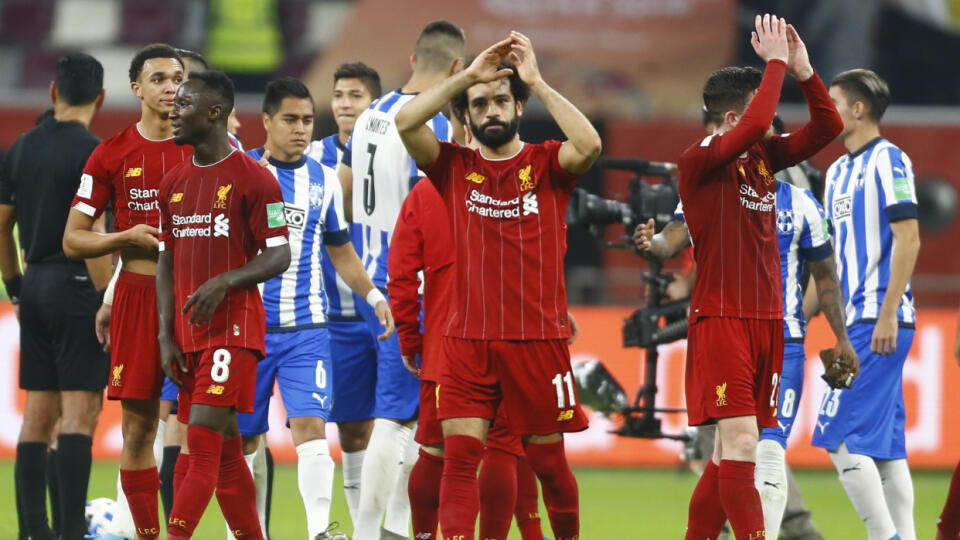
top-left (337, 20), bottom-right (465, 540)
top-left (237, 76), bottom-right (392, 540)
top-left (813, 68), bottom-right (921, 540)
top-left (156, 70), bottom-right (290, 540)
top-left (395, 32), bottom-right (601, 539)
top-left (63, 43), bottom-right (188, 540)
top-left (1, 53), bottom-right (110, 540)
top-left (305, 62), bottom-right (382, 525)
top-left (634, 176), bottom-right (856, 538)
top-left (673, 15), bottom-right (841, 539)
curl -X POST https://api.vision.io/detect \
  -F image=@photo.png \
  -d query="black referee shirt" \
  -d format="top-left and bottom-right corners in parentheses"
top-left (0, 118), bottom-right (100, 264)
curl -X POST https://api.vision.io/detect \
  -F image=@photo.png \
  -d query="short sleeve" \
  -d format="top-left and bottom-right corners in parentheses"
top-left (321, 166), bottom-right (350, 246)
top-left (0, 156), bottom-right (14, 205)
top-left (546, 139), bottom-right (579, 192)
top-left (421, 141), bottom-right (459, 197)
top-left (245, 167), bottom-right (289, 249)
top-left (71, 145), bottom-right (114, 219)
top-left (796, 188), bottom-right (832, 262)
top-left (875, 146), bottom-right (917, 222)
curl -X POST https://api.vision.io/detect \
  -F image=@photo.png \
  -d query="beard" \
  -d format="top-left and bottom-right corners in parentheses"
top-left (469, 115), bottom-right (519, 149)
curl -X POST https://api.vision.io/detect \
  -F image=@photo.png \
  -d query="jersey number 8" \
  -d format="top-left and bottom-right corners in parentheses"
top-left (211, 349), bottom-right (232, 383)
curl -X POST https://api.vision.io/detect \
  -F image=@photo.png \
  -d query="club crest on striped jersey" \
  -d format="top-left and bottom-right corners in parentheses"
top-left (309, 183), bottom-right (325, 210)
top-left (776, 209), bottom-right (795, 233)
top-left (214, 184), bottom-right (232, 209)
top-left (518, 164), bottom-right (536, 192)
top-left (465, 171), bottom-right (486, 184)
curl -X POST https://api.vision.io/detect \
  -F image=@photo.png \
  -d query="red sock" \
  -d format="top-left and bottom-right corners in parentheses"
top-left (479, 447), bottom-right (518, 540)
top-left (515, 456), bottom-right (544, 540)
top-left (717, 460), bottom-right (764, 540)
top-left (119, 467), bottom-right (161, 539)
top-left (167, 425), bottom-right (223, 538)
top-left (173, 452), bottom-right (189, 500)
top-left (684, 460), bottom-right (726, 540)
top-left (439, 434), bottom-right (484, 540)
top-left (409, 448), bottom-right (443, 540)
top-left (937, 460), bottom-right (960, 539)
top-left (524, 440), bottom-right (579, 540)
top-left (215, 435), bottom-right (263, 539)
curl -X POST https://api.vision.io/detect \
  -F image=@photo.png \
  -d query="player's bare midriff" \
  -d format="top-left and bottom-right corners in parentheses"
top-left (121, 246), bottom-right (159, 276)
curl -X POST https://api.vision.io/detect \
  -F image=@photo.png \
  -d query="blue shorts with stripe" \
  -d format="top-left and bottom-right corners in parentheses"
top-left (161, 376), bottom-right (179, 403)
top-left (760, 341), bottom-right (806, 448)
top-left (356, 292), bottom-right (420, 421)
top-left (327, 318), bottom-right (377, 423)
top-left (237, 327), bottom-right (333, 437)
top-left (811, 323), bottom-right (914, 460)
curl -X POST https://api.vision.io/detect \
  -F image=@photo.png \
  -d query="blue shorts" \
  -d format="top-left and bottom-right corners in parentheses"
top-left (327, 318), bottom-right (377, 423)
top-left (356, 294), bottom-right (420, 421)
top-left (237, 327), bottom-right (333, 437)
top-left (760, 341), bottom-right (806, 448)
top-left (161, 377), bottom-right (179, 402)
top-left (811, 323), bottom-right (914, 460)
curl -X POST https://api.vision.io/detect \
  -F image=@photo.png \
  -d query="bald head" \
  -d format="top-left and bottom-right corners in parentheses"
top-left (413, 20), bottom-right (466, 74)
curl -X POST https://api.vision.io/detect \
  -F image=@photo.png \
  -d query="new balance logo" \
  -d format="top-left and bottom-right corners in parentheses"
top-left (522, 191), bottom-right (539, 216)
top-left (213, 213), bottom-right (229, 237)
top-left (125, 167), bottom-right (142, 178)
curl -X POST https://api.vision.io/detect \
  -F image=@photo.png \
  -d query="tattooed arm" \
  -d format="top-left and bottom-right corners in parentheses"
top-left (808, 256), bottom-right (858, 371)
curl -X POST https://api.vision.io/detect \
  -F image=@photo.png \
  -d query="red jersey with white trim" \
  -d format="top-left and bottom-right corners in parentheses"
top-left (158, 150), bottom-right (289, 355)
top-left (71, 124), bottom-right (191, 229)
top-left (678, 59), bottom-right (842, 322)
top-left (421, 140), bottom-right (576, 341)
top-left (387, 178), bottom-right (454, 381)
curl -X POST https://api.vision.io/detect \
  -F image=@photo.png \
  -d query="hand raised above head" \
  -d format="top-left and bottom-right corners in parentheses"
top-left (750, 13), bottom-right (788, 64)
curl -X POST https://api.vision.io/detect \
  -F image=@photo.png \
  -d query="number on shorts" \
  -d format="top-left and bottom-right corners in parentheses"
top-left (818, 389), bottom-right (841, 418)
top-left (781, 388), bottom-right (796, 418)
top-left (211, 349), bottom-right (231, 383)
top-left (315, 360), bottom-right (327, 389)
top-left (769, 372), bottom-right (780, 407)
top-left (552, 371), bottom-right (577, 409)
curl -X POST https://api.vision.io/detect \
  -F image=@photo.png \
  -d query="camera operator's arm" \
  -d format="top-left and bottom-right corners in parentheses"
top-left (633, 218), bottom-right (691, 261)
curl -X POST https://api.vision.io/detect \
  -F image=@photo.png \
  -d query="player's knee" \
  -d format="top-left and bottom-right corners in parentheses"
top-left (18, 414), bottom-right (57, 443)
top-left (727, 431), bottom-right (758, 460)
top-left (289, 417), bottom-right (326, 446)
top-left (122, 416), bottom-right (157, 455)
top-left (59, 408), bottom-right (100, 436)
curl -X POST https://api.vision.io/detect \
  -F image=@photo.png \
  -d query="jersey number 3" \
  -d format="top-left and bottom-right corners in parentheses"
top-left (362, 143), bottom-right (377, 215)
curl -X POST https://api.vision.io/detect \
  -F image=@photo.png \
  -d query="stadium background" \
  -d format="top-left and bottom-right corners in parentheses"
top-left (0, 0), bottom-right (957, 535)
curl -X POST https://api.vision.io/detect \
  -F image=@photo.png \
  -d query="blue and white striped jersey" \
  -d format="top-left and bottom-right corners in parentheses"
top-left (824, 137), bottom-right (917, 327)
top-left (674, 180), bottom-right (832, 340)
top-left (307, 134), bottom-right (366, 319)
top-left (343, 90), bottom-right (452, 288)
top-left (247, 148), bottom-right (351, 330)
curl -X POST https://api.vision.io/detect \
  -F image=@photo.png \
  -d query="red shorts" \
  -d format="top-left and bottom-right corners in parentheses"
top-left (176, 347), bottom-right (258, 424)
top-left (685, 317), bottom-right (783, 428)
top-left (108, 271), bottom-right (163, 400)
top-left (417, 380), bottom-right (524, 456)
top-left (438, 337), bottom-right (588, 436)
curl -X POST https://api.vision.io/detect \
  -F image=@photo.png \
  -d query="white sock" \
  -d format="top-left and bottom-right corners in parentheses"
top-left (382, 425), bottom-right (420, 535)
top-left (253, 440), bottom-right (269, 535)
top-left (353, 419), bottom-right (412, 540)
top-left (878, 459), bottom-right (915, 540)
top-left (755, 439), bottom-right (788, 539)
top-left (829, 443), bottom-right (897, 540)
top-left (154, 418), bottom-right (167, 470)
top-left (297, 439), bottom-right (336, 538)
top-left (342, 449), bottom-right (365, 526)
top-left (226, 450), bottom-right (264, 540)
top-left (107, 469), bottom-right (135, 536)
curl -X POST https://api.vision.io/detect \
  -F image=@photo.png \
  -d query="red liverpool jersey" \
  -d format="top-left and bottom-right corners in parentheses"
top-left (678, 59), bottom-right (842, 322)
top-left (158, 150), bottom-right (289, 355)
top-left (421, 140), bottom-right (576, 341)
top-left (387, 178), bottom-right (454, 381)
top-left (71, 124), bottom-right (191, 229)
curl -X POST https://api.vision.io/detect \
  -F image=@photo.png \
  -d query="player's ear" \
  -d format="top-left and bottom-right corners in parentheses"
top-left (450, 56), bottom-right (464, 75)
top-left (94, 88), bottom-right (105, 110)
top-left (131, 80), bottom-right (142, 100)
top-left (723, 109), bottom-right (739, 129)
top-left (409, 53), bottom-right (417, 72)
top-left (209, 103), bottom-right (222, 121)
top-left (262, 112), bottom-right (272, 132)
top-left (515, 98), bottom-right (525, 117)
top-left (49, 82), bottom-right (58, 106)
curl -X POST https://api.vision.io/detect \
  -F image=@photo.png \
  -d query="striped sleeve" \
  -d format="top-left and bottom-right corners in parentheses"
top-left (875, 146), bottom-right (917, 221)
top-left (321, 165), bottom-right (350, 246)
top-left (796, 187), bottom-right (832, 261)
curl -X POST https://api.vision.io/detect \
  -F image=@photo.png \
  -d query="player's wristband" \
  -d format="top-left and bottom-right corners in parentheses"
top-left (3, 275), bottom-right (22, 305)
top-left (366, 288), bottom-right (386, 308)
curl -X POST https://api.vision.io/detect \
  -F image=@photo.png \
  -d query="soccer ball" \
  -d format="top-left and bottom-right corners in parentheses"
top-left (84, 497), bottom-right (127, 538)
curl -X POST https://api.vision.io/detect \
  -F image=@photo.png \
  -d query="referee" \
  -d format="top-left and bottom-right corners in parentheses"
top-left (0, 53), bottom-right (113, 540)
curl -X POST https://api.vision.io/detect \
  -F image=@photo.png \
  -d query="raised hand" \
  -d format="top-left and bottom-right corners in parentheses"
top-left (509, 31), bottom-right (543, 87)
top-left (750, 13), bottom-right (788, 64)
top-left (466, 36), bottom-right (516, 84)
top-left (786, 24), bottom-right (814, 81)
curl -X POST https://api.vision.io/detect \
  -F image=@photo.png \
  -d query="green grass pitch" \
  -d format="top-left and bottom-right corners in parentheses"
top-left (0, 461), bottom-right (950, 538)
